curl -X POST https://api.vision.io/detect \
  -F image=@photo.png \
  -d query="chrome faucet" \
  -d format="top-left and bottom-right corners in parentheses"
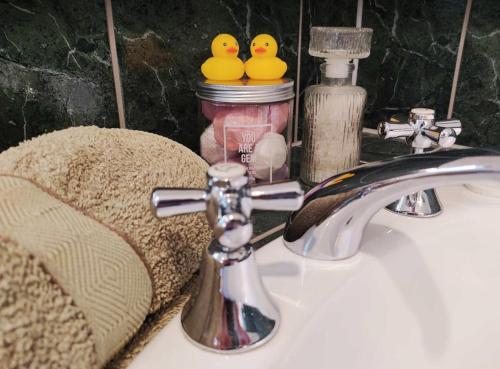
top-left (283, 148), bottom-right (500, 261)
top-left (378, 108), bottom-right (462, 217)
top-left (151, 163), bottom-right (303, 352)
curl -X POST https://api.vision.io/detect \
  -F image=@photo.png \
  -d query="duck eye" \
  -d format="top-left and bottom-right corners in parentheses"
top-left (252, 42), bottom-right (256, 46)
top-left (223, 42), bottom-right (227, 46)
top-left (265, 42), bottom-right (269, 46)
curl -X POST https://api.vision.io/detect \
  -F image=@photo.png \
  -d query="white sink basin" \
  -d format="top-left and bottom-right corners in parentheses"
top-left (129, 185), bottom-right (500, 369)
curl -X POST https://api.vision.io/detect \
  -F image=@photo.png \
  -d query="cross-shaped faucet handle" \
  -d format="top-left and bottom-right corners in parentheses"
top-left (151, 162), bottom-right (303, 250)
top-left (378, 108), bottom-right (461, 151)
top-left (376, 108), bottom-right (462, 218)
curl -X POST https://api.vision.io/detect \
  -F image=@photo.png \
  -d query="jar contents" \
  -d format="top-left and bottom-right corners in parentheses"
top-left (302, 84), bottom-right (366, 183)
top-left (200, 124), bottom-right (237, 164)
top-left (197, 78), bottom-right (294, 183)
top-left (301, 27), bottom-right (372, 185)
top-left (253, 132), bottom-right (287, 180)
top-left (201, 101), bottom-right (290, 180)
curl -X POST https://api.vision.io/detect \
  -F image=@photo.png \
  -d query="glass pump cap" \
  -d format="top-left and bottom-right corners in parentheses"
top-left (309, 27), bottom-right (373, 59)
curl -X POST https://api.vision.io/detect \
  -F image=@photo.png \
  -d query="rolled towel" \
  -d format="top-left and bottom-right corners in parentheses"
top-left (0, 175), bottom-right (152, 368)
top-left (0, 126), bottom-right (212, 313)
top-left (0, 235), bottom-right (96, 369)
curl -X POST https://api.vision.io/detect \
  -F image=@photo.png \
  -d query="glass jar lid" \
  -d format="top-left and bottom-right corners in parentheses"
top-left (196, 78), bottom-right (294, 103)
top-left (309, 27), bottom-right (373, 59)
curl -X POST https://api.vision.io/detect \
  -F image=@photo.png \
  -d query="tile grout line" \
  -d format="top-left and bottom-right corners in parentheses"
top-left (105, 0), bottom-right (126, 129)
top-left (447, 0), bottom-right (473, 119)
top-left (293, 0), bottom-right (304, 144)
top-left (250, 223), bottom-right (286, 244)
top-left (352, 0), bottom-right (364, 86)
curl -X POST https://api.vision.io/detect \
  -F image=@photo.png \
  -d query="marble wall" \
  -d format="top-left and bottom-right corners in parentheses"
top-left (0, 0), bottom-right (498, 153)
top-left (455, 0), bottom-right (500, 146)
top-left (359, 0), bottom-right (466, 127)
top-left (111, 0), bottom-right (301, 151)
top-left (0, 1), bottom-right (117, 151)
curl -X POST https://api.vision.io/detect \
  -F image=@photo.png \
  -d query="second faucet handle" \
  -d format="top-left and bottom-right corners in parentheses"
top-left (421, 126), bottom-right (457, 148)
top-left (376, 108), bottom-right (462, 218)
top-left (434, 119), bottom-right (462, 136)
top-left (377, 108), bottom-right (462, 151)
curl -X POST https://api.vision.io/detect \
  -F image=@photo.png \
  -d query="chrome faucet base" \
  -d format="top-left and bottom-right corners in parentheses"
top-left (151, 162), bottom-right (303, 353)
top-left (181, 241), bottom-right (279, 353)
top-left (378, 108), bottom-right (462, 218)
top-left (385, 188), bottom-right (442, 217)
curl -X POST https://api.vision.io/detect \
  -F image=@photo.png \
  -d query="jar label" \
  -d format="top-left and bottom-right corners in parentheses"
top-left (223, 123), bottom-right (271, 179)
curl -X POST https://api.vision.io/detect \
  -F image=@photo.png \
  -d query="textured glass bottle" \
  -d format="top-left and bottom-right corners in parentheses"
top-left (300, 27), bottom-right (372, 186)
top-left (301, 63), bottom-right (366, 185)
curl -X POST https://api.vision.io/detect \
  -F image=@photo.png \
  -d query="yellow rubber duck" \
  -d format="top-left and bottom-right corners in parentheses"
top-left (201, 34), bottom-right (245, 81)
top-left (245, 34), bottom-right (287, 80)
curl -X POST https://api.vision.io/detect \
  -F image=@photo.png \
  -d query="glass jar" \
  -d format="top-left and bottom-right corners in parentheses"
top-left (301, 62), bottom-right (367, 185)
top-left (300, 27), bottom-right (372, 186)
top-left (197, 79), bottom-right (294, 183)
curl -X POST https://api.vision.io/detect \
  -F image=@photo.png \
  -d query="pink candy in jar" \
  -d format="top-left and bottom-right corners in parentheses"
top-left (197, 79), bottom-right (294, 183)
top-left (200, 124), bottom-right (238, 164)
top-left (252, 132), bottom-right (288, 180)
top-left (201, 100), bottom-right (231, 121)
top-left (212, 103), bottom-right (289, 151)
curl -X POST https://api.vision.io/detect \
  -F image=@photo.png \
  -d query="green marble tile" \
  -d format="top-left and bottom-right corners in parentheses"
top-left (355, 0), bottom-right (467, 131)
top-left (0, 0), bottom-right (498, 153)
top-left (297, 0), bottom-right (468, 140)
top-left (0, 0), bottom-right (118, 152)
top-left (454, 0), bottom-right (500, 148)
top-left (111, 0), bottom-right (301, 152)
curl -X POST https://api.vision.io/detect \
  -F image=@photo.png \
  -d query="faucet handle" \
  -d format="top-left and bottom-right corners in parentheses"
top-left (151, 163), bottom-right (304, 249)
top-left (422, 126), bottom-right (457, 148)
top-left (151, 189), bottom-right (207, 218)
top-left (435, 119), bottom-right (462, 136)
top-left (417, 116), bottom-right (461, 150)
top-left (250, 182), bottom-right (304, 211)
top-left (378, 108), bottom-right (462, 150)
top-left (376, 108), bottom-right (462, 219)
top-left (377, 121), bottom-right (414, 140)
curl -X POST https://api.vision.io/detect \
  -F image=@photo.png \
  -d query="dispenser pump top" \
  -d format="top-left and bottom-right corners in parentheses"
top-left (309, 27), bottom-right (373, 79)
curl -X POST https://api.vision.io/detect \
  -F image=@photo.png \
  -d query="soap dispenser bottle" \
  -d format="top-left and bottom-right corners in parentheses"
top-left (301, 27), bottom-right (373, 185)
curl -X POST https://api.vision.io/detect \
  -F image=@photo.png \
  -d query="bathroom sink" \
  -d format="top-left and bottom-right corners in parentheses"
top-left (129, 184), bottom-right (500, 369)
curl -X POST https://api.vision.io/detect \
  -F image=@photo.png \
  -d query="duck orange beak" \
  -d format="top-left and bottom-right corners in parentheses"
top-left (226, 47), bottom-right (237, 54)
top-left (255, 47), bottom-right (267, 54)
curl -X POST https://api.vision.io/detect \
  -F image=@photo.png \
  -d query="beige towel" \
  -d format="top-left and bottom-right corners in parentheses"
top-left (0, 235), bottom-right (97, 369)
top-left (0, 126), bottom-right (212, 312)
top-left (0, 175), bottom-right (153, 368)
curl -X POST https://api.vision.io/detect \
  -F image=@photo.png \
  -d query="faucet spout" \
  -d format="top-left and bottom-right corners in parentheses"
top-left (283, 148), bottom-right (500, 260)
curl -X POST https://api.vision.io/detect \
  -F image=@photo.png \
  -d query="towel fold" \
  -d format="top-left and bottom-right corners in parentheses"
top-left (0, 235), bottom-right (98, 369)
top-left (0, 126), bottom-right (212, 313)
top-left (1, 171), bottom-right (160, 368)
